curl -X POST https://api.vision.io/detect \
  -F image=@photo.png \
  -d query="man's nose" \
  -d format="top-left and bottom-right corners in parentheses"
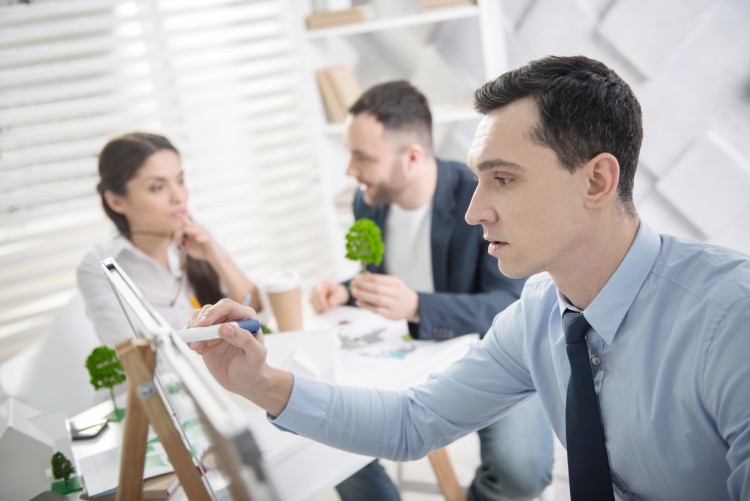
top-left (465, 189), bottom-right (494, 226)
top-left (465, 191), bottom-right (481, 225)
top-left (345, 161), bottom-right (357, 178)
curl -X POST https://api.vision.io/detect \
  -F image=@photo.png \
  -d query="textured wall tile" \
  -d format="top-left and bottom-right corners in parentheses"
top-left (512, 0), bottom-right (603, 65)
top-left (598, 0), bottom-right (716, 77)
top-left (501, 0), bottom-right (538, 31)
top-left (710, 206), bottom-right (750, 255)
top-left (638, 83), bottom-right (705, 176)
top-left (633, 165), bottom-right (657, 205)
top-left (658, 0), bottom-right (750, 160)
top-left (656, 131), bottom-right (750, 236)
top-left (638, 193), bottom-right (702, 240)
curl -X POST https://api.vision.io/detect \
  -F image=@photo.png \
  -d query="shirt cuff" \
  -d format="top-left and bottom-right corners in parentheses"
top-left (268, 374), bottom-right (332, 434)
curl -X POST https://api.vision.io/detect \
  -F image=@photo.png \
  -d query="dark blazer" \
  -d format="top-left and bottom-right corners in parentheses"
top-left (348, 158), bottom-right (525, 340)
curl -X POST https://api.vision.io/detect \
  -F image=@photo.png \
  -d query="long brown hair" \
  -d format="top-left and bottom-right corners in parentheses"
top-left (97, 132), bottom-right (223, 306)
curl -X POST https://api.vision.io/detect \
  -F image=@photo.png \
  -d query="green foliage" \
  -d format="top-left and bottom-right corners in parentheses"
top-left (85, 346), bottom-right (126, 415)
top-left (345, 218), bottom-right (384, 270)
top-left (86, 346), bottom-right (126, 390)
top-left (51, 451), bottom-right (75, 485)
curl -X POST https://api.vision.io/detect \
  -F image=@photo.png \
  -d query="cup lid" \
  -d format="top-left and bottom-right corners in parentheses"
top-left (264, 269), bottom-right (300, 293)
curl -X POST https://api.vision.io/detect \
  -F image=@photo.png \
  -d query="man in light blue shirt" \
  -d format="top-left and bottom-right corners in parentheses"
top-left (189, 55), bottom-right (750, 500)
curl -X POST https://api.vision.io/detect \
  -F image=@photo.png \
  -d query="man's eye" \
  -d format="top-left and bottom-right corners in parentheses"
top-left (150, 184), bottom-right (163, 192)
top-left (495, 176), bottom-right (512, 185)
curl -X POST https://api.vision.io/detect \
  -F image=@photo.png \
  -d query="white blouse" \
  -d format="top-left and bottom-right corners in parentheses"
top-left (76, 235), bottom-right (197, 347)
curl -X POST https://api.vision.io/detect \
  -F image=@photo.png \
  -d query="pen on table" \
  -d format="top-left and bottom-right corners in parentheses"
top-left (176, 319), bottom-right (261, 343)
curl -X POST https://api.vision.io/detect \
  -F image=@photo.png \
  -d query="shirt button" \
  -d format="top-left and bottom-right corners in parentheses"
top-left (591, 356), bottom-right (601, 366)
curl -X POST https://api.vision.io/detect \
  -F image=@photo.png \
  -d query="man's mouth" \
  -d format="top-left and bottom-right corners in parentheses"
top-left (487, 238), bottom-right (509, 253)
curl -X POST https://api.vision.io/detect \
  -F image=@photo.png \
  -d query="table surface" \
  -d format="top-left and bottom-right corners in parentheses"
top-left (70, 306), bottom-right (479, 501)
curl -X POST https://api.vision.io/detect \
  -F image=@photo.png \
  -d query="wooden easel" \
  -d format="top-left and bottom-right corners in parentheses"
top-left (427, 448), bottom-right (465, 501)
top-left (115, 338), bottom-right (211, 501)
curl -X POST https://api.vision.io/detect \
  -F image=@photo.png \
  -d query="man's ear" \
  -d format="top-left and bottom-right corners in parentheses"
top-left (404, 143), bottom-right (424, 173)
top-left (583, 153), bottom-right (619, 209)
top-left (103, 190), bottom-right (126, 214)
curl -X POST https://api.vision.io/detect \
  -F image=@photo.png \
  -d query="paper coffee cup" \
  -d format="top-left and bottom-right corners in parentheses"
top-left (264, 270), bottom-right (303, 332)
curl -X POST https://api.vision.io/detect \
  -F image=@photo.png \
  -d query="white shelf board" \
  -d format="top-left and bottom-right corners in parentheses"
top-left (320, 103), bottom-right (479, 135)
top-left (306, 5), bottom-right (479, 40)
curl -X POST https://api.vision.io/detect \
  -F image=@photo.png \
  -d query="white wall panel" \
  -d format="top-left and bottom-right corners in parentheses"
top-left (656, 131), bottom-right (750, 237)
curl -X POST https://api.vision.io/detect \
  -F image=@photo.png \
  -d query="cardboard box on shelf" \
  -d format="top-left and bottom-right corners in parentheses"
top-left (315, 65), bottom-right (362, 123)
top-left (305, 6), bottom-right (372, 30)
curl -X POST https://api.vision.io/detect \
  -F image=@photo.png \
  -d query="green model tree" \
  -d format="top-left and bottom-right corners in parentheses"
top-left (51, 451), bottom-right (75, 486)
top-left (345, 218), bottom-right (384, 272)
top-left (50, 451), bottom-right (82, 494)
top-left (85, 346), bottom-right (127, 421)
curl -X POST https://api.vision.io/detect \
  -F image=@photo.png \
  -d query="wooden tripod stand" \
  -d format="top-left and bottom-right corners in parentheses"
top-left (115, 338), bottom-right (211, 501)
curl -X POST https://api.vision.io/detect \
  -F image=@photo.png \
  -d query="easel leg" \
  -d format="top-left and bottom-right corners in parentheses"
top-left (116, 339), bottom-right (211, 501)
top-left (428, 448), bottom-right (466, 501)
top-left (116, 366), bottom-right (150, 501)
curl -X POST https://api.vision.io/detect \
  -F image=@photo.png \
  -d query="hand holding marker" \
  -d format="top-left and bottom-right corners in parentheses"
top-left (176, 319), bottom-right (261, 343)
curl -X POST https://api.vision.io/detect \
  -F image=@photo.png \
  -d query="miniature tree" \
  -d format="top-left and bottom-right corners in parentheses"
top-left (50, 451), bottom-right (82, 494)
top-left (345, 218), bottom-right (384, 272)
top-left (85, 346), bottom-right (127, 421)
top-left (51, 451), bottom-right (75, 486)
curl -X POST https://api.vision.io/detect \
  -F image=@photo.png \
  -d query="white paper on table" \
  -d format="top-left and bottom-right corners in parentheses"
top-left (313, 306), bottom-right (480, 389)
top-left (77, 440), bottom-right (174, 497)
top-left (263, 328), bottom-right (342, 383)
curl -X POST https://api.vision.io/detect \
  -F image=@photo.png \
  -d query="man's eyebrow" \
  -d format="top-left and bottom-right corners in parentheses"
top-left (476, 159), bottom-right (525, 173)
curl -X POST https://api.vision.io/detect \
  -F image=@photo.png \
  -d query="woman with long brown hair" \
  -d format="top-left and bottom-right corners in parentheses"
top-left (77, 132), bottom-right (260, 347)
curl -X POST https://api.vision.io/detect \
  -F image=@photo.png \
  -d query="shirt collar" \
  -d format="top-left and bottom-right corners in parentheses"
top-left (106, 234), bottom-right (184, 277)
top-left (557, 221), bottom-right (662, 345)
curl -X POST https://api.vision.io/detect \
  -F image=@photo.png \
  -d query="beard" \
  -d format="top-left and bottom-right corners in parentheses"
top-left (361, 183), bottom-right (393, 206)
top-left (359, 157), bottom-right (407, 206)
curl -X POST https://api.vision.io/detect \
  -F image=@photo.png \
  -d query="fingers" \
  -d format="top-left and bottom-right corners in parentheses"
top-left (189, 339), bottom-right (209, 354)
top-left (353, 291), bottom-right (381, 310)
top-left (351, 273), bottom-right (386, 295)
top-left (193, 298), bottom-right (257, 327)
top-left (310, 281), bottom-right (348, 313)
top-left (189, 305), bottom-right (212, 327)
top-left (310, 283), bottom-right (328, 313)
top-left (219, 322), bottom-right (255, 348)
top-left (181, 220), bottom-right (215, 249)
top-left (350, 278), bottom-right (389, 305)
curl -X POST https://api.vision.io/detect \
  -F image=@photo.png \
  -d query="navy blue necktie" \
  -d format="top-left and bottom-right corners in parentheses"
top-left (563, 309), bottom-right (614, 501)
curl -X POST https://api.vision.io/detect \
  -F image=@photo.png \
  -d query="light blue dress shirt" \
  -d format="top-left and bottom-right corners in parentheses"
top-left (273, 223), bottom-right (750, 500)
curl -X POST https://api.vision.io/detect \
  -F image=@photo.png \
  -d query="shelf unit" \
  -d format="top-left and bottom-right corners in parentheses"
top-left (305, 4), bottom-right (480, 39)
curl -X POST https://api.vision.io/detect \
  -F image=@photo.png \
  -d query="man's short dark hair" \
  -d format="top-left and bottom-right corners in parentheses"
top-left (349, 80), bottom-right (433, 154)
top-left (474, 55), bottom-right (643, 214)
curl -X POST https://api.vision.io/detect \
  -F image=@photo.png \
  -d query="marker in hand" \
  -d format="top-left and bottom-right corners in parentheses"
top-left (176, 319), bottom-right (261, 343)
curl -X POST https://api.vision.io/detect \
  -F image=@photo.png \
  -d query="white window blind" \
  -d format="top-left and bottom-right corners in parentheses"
top-left (0, 0), bottom-right (338, 359)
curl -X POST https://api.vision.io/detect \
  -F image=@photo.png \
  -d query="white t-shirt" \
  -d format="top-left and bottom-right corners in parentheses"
top-left (384, 203), bottom-right (434, 292)
top-left (76, 235), bottom-right (196, 347)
